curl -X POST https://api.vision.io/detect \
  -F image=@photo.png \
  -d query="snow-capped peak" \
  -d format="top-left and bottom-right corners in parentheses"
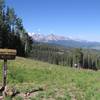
top-left (30, 32), bottom-right (88, 43)
top-left (31, 33), bottom-right (72, 42)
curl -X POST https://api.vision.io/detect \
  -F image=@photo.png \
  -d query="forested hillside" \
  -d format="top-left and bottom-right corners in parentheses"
top-left (0, 0), bottom-right (33, 56)
top-left (30, 43), bottom-right (100, 70)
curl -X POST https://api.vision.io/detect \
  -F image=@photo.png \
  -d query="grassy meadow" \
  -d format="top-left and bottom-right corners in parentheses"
top-left (0, 57), bottom-right (100, 100)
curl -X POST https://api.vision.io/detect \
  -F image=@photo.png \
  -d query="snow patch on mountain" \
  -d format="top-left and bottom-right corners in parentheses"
top-left (29, 33), bottom-right (78, 42)
top-left (28, 32), bottom-right (91, 43)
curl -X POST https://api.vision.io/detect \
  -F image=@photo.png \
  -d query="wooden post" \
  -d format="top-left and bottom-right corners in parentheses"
top-left (2, 59), bottom-right (7, 89)
top-left (0, 49), bottom-right (16, 96)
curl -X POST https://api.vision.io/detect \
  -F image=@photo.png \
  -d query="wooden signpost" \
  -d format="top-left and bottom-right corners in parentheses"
top-left (0, 49), bottom-right (16, 92)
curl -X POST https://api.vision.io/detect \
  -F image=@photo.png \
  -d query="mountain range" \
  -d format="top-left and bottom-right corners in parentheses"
top-left (30, 33), bottom-right (100, 50)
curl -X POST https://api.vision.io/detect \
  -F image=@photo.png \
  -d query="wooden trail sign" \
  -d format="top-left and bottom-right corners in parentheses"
top-left (0, 49), bottom-right (16, 60)
top-left (0, 49), bottom-right (16, 91)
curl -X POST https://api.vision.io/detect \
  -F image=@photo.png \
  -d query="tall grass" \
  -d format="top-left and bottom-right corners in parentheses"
top-left (0, 57), bottom-right (100, 100)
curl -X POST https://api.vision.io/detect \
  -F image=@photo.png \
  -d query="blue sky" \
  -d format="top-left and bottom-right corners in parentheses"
top-left (6, 0), bottom-right (100, 41)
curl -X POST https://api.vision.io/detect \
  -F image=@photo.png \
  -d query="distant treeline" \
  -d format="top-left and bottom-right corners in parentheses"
top-left (0, 0), bottom-right (33, 56)
top-left (30, 43), bottom-right (100, 70)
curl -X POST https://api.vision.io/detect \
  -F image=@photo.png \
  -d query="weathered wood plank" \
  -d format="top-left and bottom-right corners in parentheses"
top-left (0, 49), bottom-right (17, 60)
top-left (0, 49), bottom-right (16, 55)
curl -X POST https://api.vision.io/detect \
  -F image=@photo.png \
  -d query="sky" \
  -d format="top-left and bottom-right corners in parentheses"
top-left (6, 0), bottom-right (100, 42)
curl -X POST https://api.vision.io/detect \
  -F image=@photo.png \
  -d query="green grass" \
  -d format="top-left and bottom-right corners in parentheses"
top-left (0, 57), bottom-right (100, 100)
